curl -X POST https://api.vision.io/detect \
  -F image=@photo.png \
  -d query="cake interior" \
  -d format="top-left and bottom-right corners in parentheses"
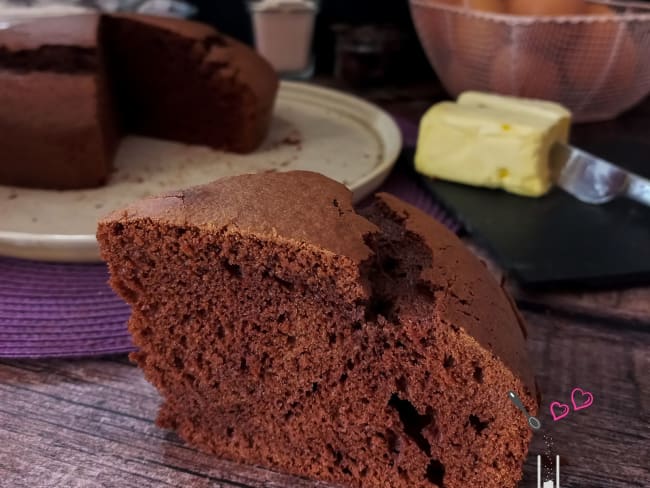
top-left (103, 16), bottom-right (253, 152)
top-left (0, 45), bottom-right (97, 72)
top-left (101, 195), bottom-right (533, 488)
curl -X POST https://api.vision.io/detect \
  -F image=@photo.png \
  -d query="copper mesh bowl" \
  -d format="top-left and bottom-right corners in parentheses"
top-left (410, 0), bottom-right (650, 122)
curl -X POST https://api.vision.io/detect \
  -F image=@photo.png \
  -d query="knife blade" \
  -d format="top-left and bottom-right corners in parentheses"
top-left (550, 142), bottom-right (650, 207)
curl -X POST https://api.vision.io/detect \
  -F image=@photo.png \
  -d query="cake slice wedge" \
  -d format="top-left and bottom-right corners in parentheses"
top-left (97, 171), bottom-right (538, 488)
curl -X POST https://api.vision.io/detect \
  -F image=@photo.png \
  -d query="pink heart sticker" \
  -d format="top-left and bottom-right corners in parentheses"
top-left (571, 387), bottom-right (594, 411)
top-left (550, 401), bottom-right (570, 421)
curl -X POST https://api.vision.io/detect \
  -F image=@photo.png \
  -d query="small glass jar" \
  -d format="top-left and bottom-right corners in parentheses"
top-left (248, 0), bottom-right (319, 79)
top-left (333, 24), bottom-right (404, 88)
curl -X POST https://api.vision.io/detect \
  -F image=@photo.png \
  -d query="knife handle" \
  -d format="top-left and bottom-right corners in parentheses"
top-left (626, 174), bottom-right (650, 208)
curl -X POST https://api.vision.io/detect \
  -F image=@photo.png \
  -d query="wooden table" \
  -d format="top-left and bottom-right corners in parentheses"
top-left (1, 82), bottom-right (649, 487)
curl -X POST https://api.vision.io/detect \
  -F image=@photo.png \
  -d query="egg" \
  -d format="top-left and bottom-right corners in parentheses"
top-left (454, 8), bottom-right (507, 65)
top-left (506, 2), bottom-right (585, 58)
top-left (411, 2), bottom-right (456, 70)
top-left (566, 27), bottom-right (638, 94)
top-left (509, 0), bottom-right (586, 16)
top-left (490, 45), bottom-right (561, 99)
top-left (566, 2), bottom-right (616, 47)
top-left (526, 22), bottom-right (582, 60)
top-left (444, 60), bottom-right (478, 96)
top-left (586, 3), bottom-right (616, 15)
top-left (468, 0), bottom-right (508, 12)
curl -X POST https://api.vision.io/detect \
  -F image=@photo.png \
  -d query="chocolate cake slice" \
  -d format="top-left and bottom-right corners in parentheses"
top-left (103, 14), bottom-right (278, 153)
top-left (0, 15), bottom-right (118, 189)
top-left (97, 171), bottom-right (537, 488)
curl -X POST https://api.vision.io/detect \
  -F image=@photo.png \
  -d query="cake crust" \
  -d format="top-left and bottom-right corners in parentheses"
top-left (103, 171), bottom-right (376, 263)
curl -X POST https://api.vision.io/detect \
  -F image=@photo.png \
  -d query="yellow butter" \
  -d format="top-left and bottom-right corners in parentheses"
top-left (415, 94), bottom-right (571, 197)
top-left (458, 91), bottom-right (571, 144)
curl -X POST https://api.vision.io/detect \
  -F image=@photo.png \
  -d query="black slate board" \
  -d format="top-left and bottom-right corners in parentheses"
top-left (418, 141), bottom-right (650, 289)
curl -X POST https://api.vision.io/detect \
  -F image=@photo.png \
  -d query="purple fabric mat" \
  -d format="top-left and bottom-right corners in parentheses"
top-left (0, 116), bottom-right (457, 359)
top-left (0, 259), bottom-right (132, 357)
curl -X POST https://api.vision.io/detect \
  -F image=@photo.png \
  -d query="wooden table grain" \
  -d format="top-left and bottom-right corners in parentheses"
top-left (2, 303), bottom-right (649, 487)
top-left (1, 82), bottom-right (649, 487)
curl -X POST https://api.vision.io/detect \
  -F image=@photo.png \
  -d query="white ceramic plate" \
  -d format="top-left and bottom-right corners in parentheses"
top-left (0, 81), bottom-right (402, 262)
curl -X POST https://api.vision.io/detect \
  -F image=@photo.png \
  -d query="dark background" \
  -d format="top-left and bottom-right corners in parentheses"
top-left (189, 0), bottom-right (432, 79)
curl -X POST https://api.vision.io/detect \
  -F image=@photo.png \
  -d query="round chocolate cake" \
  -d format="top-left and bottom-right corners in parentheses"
top-left (0, 14), bottom-right (278, 189)
top-left (97, 171), bottom-right (538, 488)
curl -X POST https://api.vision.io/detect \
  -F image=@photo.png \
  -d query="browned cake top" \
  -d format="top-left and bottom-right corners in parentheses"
top-left (102, 171), bottom-right (377, 263)
top-left (101, 171), bottom-right (535, 394)
top-left (0, 14), bottom-right (99, 51)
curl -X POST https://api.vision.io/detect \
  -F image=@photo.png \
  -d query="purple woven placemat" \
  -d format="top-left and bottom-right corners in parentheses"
top-left (0, 116), bottom-right (457, 359)
top-left (0, 259), bottom-right (132, 357)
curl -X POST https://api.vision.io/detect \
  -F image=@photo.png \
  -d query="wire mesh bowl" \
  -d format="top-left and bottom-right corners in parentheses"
top-left (410, 0), bottom-right (650, 122)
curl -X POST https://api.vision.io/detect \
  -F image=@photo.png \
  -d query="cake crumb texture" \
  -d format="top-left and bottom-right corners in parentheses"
top-left (98, 171), bottom-right (537, 488)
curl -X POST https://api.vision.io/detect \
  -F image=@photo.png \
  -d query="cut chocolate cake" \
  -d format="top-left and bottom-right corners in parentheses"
top-left (0, 14), bottom-right (278, 189)
top-left (97, 171), bottom-right (538, 488)
top-left (0, 15), bottom-right (118, 189)
top-left (104, 14), bottom-right (278, 153)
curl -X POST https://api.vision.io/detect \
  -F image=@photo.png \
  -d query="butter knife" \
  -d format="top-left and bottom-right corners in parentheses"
top-left (550, 142), bottom-right (650, 207)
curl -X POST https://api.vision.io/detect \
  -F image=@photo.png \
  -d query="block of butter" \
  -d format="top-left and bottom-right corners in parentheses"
top-left (415, 92), bottom-right (572, 197)
top-left (458, 91), bottom-right (571, 144)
